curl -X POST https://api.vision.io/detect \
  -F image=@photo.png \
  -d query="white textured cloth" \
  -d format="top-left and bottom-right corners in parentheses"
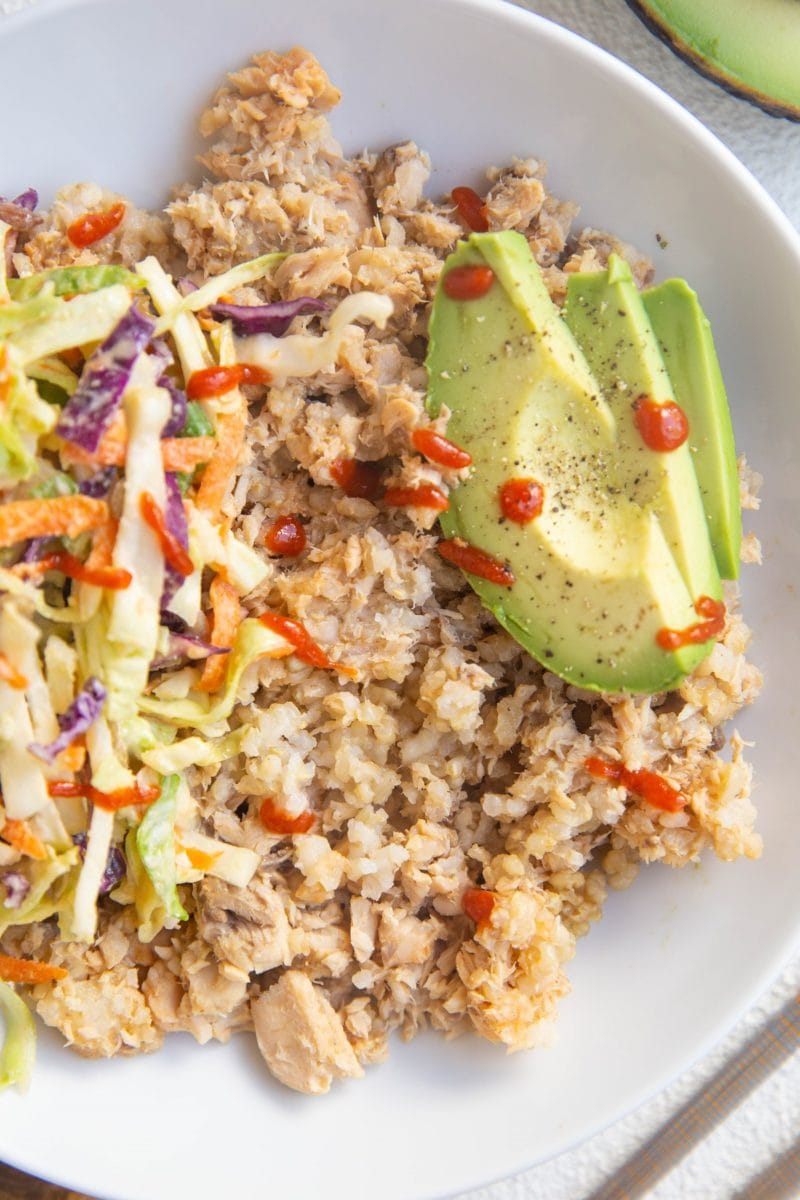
top-left (462, 3), bottom-right (800, 1198)
top-left (1, 3), bottom-right (797, 1197)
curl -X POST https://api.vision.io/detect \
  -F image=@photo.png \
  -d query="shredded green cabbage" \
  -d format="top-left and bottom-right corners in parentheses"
top-left (138, 618), bottom-right (290, 727)
top-left (9, 264), bottom-right (144, 302)
top-left (0, 982), bottom-right (36, 1092)
top-left (0, 345), bottom-right (58, 487)
top-left (135, 775), bottom-right (188, 935)
top-left (6, 285), bottom-right (132, 364)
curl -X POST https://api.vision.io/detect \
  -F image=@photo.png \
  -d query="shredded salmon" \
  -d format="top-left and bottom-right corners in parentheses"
top-left (1, 819), bottom-right (48, 861)
top-left (0, 953), bottom-right (67, 984)
top-left (195, 404), bottom-right (247, 513)
top-left (197, 575), bottom-right (240, 693)
top-left (0, 653), bottom-right (27, 690)
top-left (0, 496), bottom-right (108, 549)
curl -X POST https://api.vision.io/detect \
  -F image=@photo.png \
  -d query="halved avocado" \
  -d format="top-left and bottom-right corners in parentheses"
top-left (628, 0), bottom-right (800, 120)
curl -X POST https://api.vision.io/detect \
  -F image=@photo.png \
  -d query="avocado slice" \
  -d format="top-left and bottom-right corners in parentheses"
top-left (643, 279), bottom-right (741, 579)
top-left (426, 232), bottom-right (714, 694)
top-left (628, 0), bottom-right (800, 120)
top-left (563, 256), bottom-right (722, 616)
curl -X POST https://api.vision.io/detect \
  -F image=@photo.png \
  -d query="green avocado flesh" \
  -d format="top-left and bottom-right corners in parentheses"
top-left (426, 232), bottom-right (724, 694)
top-left (643, 279), bottom-right (741, 580)
top-left (563, 256), bottom-right (722, 606)
top-left (629, 0), bottom-right (800, 119)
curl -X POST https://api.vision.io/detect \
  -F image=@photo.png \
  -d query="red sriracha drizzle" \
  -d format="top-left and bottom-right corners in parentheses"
top-left (66, 202), bottom-right (126, 248)
top-left (264, 514), bottom-right (307, 557)
top-left (442, 264), bottom-right (495, 301)
top-left (330, 457), bottom-right (384, 500)
top-left (187, 364), bottom-right (271, 400)
top-left (411, 428), bottom-right (472, 469)
top-left (140, 492), bottom-right (193, 577)
top-left (259, 611), bottom-right (357, 678)
top-left (656, 595), bottom-right (726, 651)
top-left (32, 552), bottom-right (132, 591)
top-left (451, 186), bottom-right (489, 233)
top-left (438, 538), bottom-right (515, 587)
top-left (633, 396), bottom-right (689, 452)
top-left (499, 478), bottom-right (544, 524)
top-left (584, 755), bottom-right (686, 812)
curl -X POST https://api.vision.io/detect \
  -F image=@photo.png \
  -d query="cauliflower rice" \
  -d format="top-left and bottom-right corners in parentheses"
top-left (2, 47), bottom-right (762, 1095)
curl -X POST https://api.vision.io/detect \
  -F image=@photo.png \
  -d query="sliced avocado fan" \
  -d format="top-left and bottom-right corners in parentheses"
top-left (628, 0), bottom-right (800, 120)
top-left (426, 232), bottom-right (724, 694)
top-left (643, 278), bottom-right (741, 580)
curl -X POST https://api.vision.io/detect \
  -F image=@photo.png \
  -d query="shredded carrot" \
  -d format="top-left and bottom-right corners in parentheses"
top-left (48, 779), bottom-right (160, 811)
top-left (196, 575), bottom-right (240, 693)
top-left (0, 652), bottom-right (27, 690)
top-left (0, 819), bottom-right (48, 861)
top-left (85, 517), bottom-right (118, 571)
top-left (195, 404), bottom-right (246, 513)
top-left (0, 496), bottom-right (109, 549)
top-left (60, 347), bottom-right (84, 372)
top-left (61, 431), bottom-right (215, 473)
top-left (0, 953), bottom-right (67, 984)
top-left (56, 742), bottom-right (86, 773)
top-left (181, 845), bottom-right (221, 871)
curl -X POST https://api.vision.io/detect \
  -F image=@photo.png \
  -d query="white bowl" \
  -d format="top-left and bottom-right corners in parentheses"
top-left (1, 2), bottom-right (799, 1198)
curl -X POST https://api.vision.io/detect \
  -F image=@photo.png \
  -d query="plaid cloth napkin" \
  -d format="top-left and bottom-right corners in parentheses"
top-left (588, 993), bottom-right (800, 1199)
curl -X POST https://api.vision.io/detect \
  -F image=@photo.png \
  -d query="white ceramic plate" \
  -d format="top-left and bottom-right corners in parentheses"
top-left (1, 1), bottom-right (799, 1197)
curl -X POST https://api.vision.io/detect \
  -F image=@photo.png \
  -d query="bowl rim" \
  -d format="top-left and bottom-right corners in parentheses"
top-left (1, 1), bottom-right (799, 1197)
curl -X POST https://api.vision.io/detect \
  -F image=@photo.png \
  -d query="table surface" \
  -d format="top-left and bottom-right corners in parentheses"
top-left (1, 2), bottom-right (799, 1199)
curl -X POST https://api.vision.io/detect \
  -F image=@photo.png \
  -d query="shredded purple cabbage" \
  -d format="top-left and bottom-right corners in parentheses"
top-left (209, 296), bottom-right (327, 338)
top-left (21, 536), bottom-right (50, 563)
top-left (1, 871), bottom-right (30, 910)
top-left (0, 188), bottom-right (39, 232)
top-left (177, 277), bottom-right (199, 297)
top-left (78, 466), bottom-right (118, 499)
top-left (11, 188), bottom-right (37, 211)
top-left (28, 677), bottom-right (106, 764)
top-left (160, 610), bottom-right (188, 634)
top-left (159, 473), bottom-right (190, 608)
top-left (72, 834), bottom-right (126, 896)
top-left (55, 306), bottom-right (155, 453)
top-left (151, 631), bottom-right (231, 671)
top-left (160, 374), bottom-right (188, 438)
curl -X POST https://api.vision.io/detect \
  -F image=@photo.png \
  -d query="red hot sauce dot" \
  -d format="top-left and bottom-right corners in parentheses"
top-left (411, 428), bottom-right (472, 470)
top-left (633, 396), bottom-right (689, 452)
top-left (259, 796), bottom-right (315, 835)
top-left (442, 264), bottom-right (495, 301)
top-left (451, 186), bottom-right (489, 233)
top-left (499, 478), bottom-right (544, 524)
top-left (330, 457), bottom-right (384, 500)
top-left (462, 887), bottom-right (496, 926)
top-left (264, 514), bottom-right (307, 557)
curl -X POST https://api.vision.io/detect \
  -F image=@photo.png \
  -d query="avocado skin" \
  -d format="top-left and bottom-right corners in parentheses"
top-left (426, 232), bottom-right (714, 694)
top-left (627, 0), bottom-right (800, 121)
top-left (644, 279), bottom-right (741, 580)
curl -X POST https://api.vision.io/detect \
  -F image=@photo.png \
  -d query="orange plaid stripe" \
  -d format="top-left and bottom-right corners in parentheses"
top-left (588, 993), bottom-right (800, 1200)
top-left (744, 1136), bottom-right (800, 1200)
